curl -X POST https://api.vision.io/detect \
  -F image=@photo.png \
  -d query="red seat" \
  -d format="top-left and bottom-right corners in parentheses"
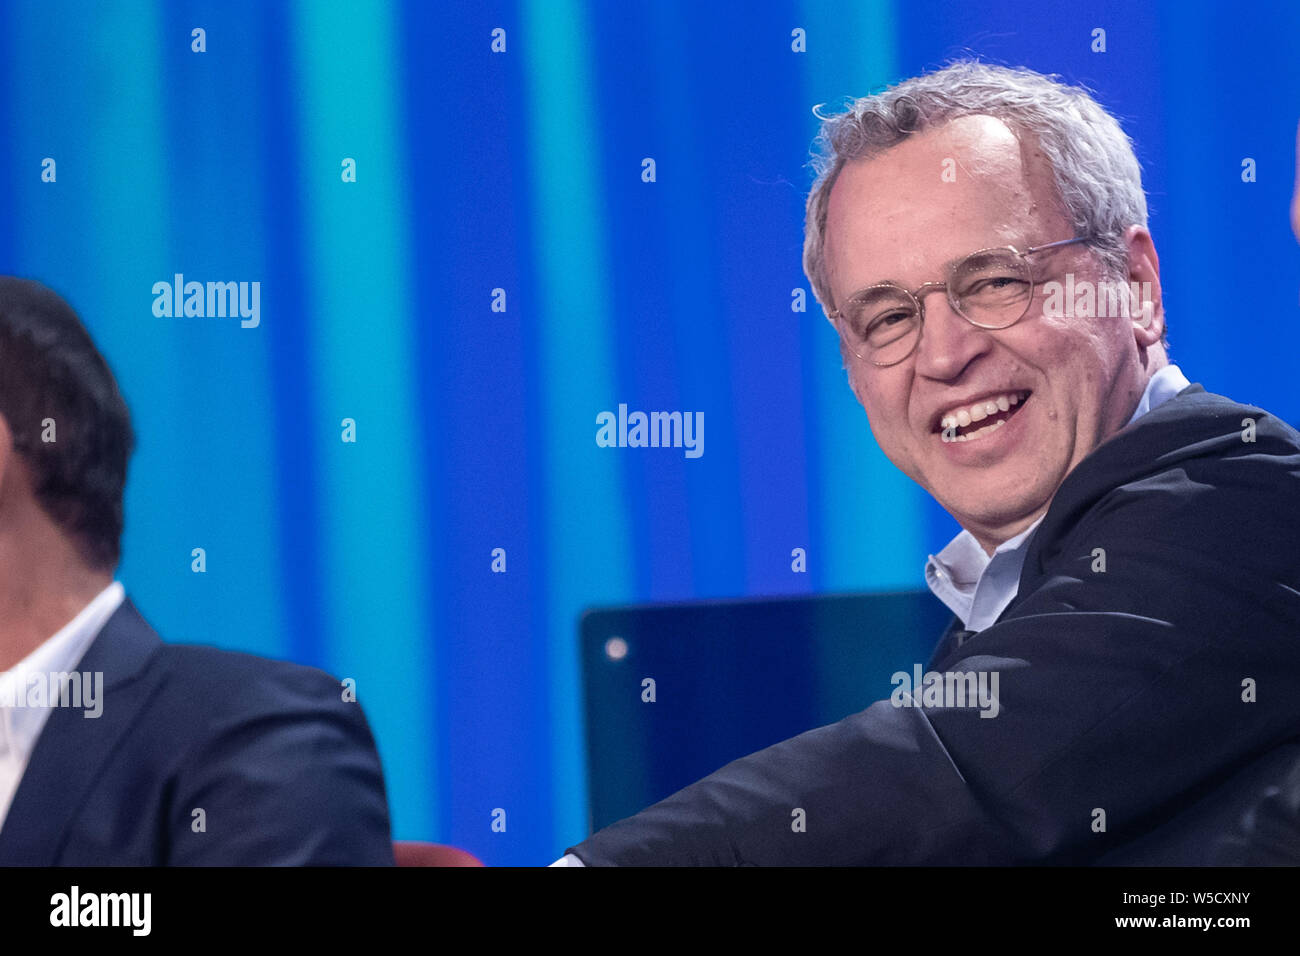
top-left (393, 841), bottom-right (484, 867)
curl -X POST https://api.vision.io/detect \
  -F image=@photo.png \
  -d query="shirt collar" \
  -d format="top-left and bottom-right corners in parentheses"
top-left (0, 581), bottom-right (126, 762)
top-left (1124, 363), bottom-right (1191, 426)
top-left (927, 511), bottom-right (1044, 590)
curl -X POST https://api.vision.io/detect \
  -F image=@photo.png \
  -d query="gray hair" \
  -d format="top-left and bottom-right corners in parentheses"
top-left (802, 60), bottom-right (1166, 348)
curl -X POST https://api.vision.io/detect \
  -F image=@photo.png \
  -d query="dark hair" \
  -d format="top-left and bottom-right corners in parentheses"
top-left (0, 277), bottom-right (134, 570)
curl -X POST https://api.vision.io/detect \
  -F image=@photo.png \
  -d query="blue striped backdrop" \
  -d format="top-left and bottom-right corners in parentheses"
top-left (1, 0), bottom-right (1296, 865)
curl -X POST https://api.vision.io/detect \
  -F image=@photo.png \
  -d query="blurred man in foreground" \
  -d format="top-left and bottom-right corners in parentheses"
top-left (0, 277), bottom-right (394, 865)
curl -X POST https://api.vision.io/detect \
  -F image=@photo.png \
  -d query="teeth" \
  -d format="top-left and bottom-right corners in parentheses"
top-left (943, 418), bottom-right (1007, 443)
top-left (939, 391), bottom-right (1028, 433)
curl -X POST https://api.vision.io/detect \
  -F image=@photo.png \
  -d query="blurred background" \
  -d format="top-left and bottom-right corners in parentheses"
top-left (0, 0), bottom-right (1297, 866)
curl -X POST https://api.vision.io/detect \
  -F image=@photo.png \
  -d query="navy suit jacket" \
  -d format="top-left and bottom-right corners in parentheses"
top-left (0, 598), bottom-right (395, 865)
top-left (567, 383), bottom-right (1300, 865)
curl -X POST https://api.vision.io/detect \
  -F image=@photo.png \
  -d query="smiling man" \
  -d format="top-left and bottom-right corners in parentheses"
top-left (557, 62), bottom-right (1300, 866)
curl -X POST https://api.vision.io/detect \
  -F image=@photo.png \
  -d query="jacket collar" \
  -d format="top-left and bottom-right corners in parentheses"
top-left (0, 598), bottom-right (164, 864)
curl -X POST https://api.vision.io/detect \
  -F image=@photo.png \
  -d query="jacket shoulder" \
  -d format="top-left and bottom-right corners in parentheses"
top-left (1125, 385), bottom-right (1299, 451)
top-left (151, 642), bottom-right (350, 715)
top-left (1020, 384), bottom-right (1300, 621)
top-left (133, 633), bottom-right (392, 864)
top-left (1038, 386), bottom-right (1300, 538)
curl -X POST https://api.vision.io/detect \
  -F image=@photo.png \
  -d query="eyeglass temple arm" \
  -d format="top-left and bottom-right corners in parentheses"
top-left (1024, 235), bottom-right (1096, 255)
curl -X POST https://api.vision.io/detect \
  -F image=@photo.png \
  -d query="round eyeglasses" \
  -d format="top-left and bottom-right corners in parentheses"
top-left (827, 236), bottom-right (1097, 367)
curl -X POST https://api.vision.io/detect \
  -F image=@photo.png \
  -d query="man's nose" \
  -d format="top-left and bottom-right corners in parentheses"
top-left (912, 286), bottom-right (990, 379)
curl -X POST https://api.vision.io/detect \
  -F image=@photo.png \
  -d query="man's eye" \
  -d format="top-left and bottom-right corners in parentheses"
top-left (868, 311), bottom-right (911, 330)
top-left (968, 276), bottom-right (1029, 292)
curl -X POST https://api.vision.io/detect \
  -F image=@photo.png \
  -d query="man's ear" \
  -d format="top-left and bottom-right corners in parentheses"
top-left (1123, 224), bottom-right (1164, 349)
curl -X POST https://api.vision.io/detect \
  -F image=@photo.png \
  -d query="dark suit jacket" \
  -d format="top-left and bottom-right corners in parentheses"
top-left (567, 383), bottom-right (1300, 864)
top-left (0, 598), bottom-right (395, 865)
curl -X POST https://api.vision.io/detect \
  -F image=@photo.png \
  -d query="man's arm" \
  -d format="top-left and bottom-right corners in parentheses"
top-left (567, 435), bottom-right (1300, 864)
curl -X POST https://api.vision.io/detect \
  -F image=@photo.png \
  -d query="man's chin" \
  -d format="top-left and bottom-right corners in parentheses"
top-left (919, 459), bottom-right (1056, 528)
top-left (943, 494), bottom-right (1053, 541)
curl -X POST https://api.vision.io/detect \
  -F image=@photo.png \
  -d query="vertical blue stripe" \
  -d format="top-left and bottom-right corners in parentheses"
top-left (521, 0), bottom-right (634, 852)
top-left (152, 0), bottom-right (287, 661)
top-left (639, 1), bottom-right (749, 600)
top-left (256, 2), bottom-right (328, 672)
top-left (290, 0), bottom-right (436, 839)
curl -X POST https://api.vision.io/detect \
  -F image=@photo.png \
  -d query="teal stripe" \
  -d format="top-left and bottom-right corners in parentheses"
top-left (290, 1), bottom-right (436, 839)
top-left (801, 0), bottom-right (923, 591)
top-left (521, 0), bottom-right (634, 852)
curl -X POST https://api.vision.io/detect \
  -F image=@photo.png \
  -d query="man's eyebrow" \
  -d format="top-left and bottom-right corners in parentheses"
top-left (842, 252), bottom-right (963, 300)
top-left (842, 240), bottom-right (1033, 299)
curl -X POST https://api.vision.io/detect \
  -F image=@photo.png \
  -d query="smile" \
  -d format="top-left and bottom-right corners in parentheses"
top-left (938, 390), bottom-right (1031, 443)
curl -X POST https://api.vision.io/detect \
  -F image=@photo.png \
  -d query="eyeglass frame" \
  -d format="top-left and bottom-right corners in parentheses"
top-left (827, 235), bottom-right (1100, 367)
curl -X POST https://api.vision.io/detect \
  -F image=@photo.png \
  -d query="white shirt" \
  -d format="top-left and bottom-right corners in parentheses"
top-left (0, 581), bottom-right (126, 830)
top-left (552, 364), bottom-right (1192, 866)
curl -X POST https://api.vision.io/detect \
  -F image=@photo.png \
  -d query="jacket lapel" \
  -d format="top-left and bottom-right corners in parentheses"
top-left (927, 615), bottom-right (975, 670)
top-left (0, 598), bottom-right (165, 864)
top-left (932, 381), bottom-right (1210, 663)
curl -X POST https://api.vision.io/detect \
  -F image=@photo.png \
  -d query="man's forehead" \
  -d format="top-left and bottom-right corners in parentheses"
top-left (872, 112), bottom-right (1024, 168)
top-left (825, 114), bottom-right (1052, 286)
top-left (828, 116), bottom-right (1036, 223)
